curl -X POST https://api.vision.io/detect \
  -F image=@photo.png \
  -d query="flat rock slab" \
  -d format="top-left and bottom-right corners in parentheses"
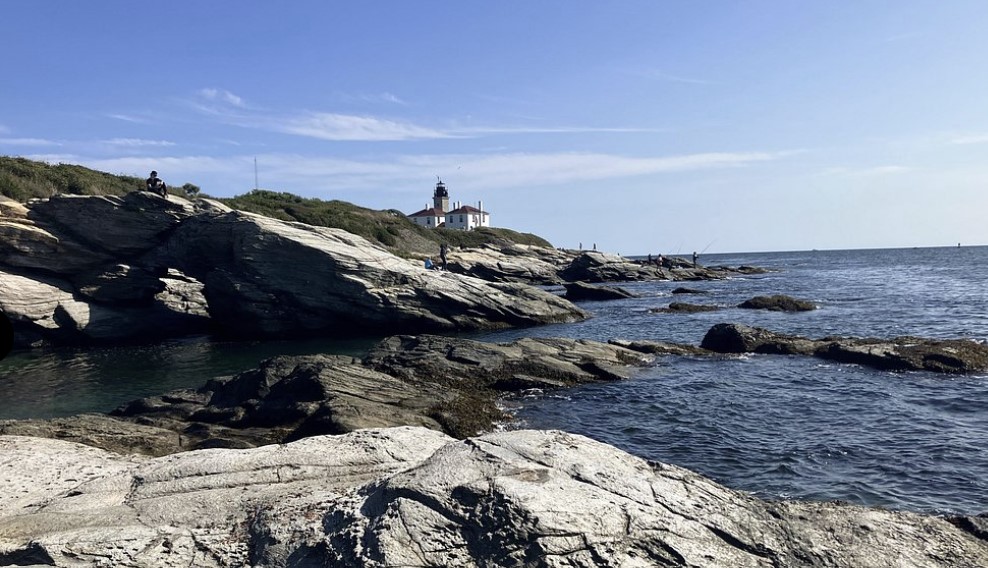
top-left (1, 428), bottom-right (985, 567)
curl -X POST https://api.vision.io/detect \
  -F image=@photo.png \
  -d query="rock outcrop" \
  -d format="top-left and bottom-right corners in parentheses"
top-left (563, 281), bottom-right (637, 301)
top-left (559, 251), bottom-right (760, 283)
top-left (701, 323), bottom-right (988, 373)
top-left (1, 427), bottom-right (985, 568)
top-left (445, 243), bottom-right (571, 285)
top-left (0, 334), bottom-right (655, 455)
top-left (0, 194), bottom-right (585, 346)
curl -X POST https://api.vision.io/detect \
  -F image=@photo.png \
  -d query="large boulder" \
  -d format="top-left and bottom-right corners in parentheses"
top-left (0, 269), bottom-right (209, 346)
top-left (1, 428), bottom-right (985, 567)
top-left (162, 211), bottom-right (586, 336)
top-left (0, 195), bottom-right (587, 344)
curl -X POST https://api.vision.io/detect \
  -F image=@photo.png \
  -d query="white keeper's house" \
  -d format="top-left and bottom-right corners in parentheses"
top-left (407, 179), bottom-right (491, 230)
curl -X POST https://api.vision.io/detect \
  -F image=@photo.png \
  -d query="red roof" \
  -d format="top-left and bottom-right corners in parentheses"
top-left (447, 205), bottom-right (488, 215)
top-left (408, 207), bottom-right (445, 218)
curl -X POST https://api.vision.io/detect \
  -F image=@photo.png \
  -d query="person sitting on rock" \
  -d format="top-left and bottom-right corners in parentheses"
top-left (146, 171), bottom-right (167, 197)
top-left (424, 258), bottom-right (434, 270)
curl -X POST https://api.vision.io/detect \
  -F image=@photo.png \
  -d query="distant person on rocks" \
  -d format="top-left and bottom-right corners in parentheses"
top-left (439, 242), bottom-right (449, 270)
top-left (146, 171), bottom-right (167, 197)
top-left (424, 258), bottom-right (434, 270)
top-left (692, 251), bottom-right (699, 268)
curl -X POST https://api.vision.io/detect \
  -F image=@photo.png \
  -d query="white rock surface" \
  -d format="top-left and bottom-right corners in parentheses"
top-left (1, 427), bottom-right (985, 567)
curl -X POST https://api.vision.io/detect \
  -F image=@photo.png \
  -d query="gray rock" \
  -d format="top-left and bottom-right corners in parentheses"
top-left (701, 323), bottom-right (988, 373)
top-left (0, 269), bottom-right (209, 345)
top-left (163, 211), bottom-right (586, 337)
top-left (563, 281), bottom-right (637, 301)
top-left (73, 264), bottom-right (166, 304)
top-left (26, 192), bottom-right (198, 257)
top-left (1, 427), bottom-right (985, 567)
top-left (559, 251), bottom-right (754, 283)
top-left (5, 334), bottom-right (655, 455)
top-left (739, 294), bottom-right (816, 312)
top-left (0, 195), bottom-right (587, 344)
top-left (650, 302), bottom-right (722, 313)
top-left (445, 243), bottom-right (568, 285)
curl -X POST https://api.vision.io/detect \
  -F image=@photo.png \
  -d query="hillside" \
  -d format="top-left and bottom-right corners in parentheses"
top-left (0, 156), bottom-right (552, 255)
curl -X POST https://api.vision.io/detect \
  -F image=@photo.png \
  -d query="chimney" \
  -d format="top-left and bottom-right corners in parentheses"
top-left (478, 200), bottom-right (483, 213)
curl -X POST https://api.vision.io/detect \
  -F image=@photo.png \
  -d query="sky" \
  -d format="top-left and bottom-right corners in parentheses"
top-left (3, 1), bottom-right (988, 254)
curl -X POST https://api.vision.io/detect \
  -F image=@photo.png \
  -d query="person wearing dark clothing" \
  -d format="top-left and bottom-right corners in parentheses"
top-left (692, 251), bottom-right (699, 268)
top-left (146, 171), bottom-right (167, 197)
top-left (439, 243), bottom-right (449, 270)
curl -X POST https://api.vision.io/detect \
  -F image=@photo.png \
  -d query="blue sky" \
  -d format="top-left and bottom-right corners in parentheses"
top-left (3, 1), bottom-right (987, 254)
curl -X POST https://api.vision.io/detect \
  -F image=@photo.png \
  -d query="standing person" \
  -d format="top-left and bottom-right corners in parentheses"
top-left (439, 242), bottom-right (449, 271)
top-left (146, 171), bottom-right (167, 197)
top-left (692, 251), bottom-right (698, 268)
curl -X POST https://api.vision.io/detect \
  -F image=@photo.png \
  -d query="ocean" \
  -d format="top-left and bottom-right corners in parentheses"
top-left (2, 246), bottom-right (986, 515)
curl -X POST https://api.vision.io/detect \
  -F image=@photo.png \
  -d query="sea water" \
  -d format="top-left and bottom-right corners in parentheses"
top-left (1, 246), bottom-right (986, 515)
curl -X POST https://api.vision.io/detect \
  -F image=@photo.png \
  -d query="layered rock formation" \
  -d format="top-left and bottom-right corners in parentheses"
top-left (1, 427), bottom-right (986, 567)
top-left (0, 194), bottom-right (585, 346)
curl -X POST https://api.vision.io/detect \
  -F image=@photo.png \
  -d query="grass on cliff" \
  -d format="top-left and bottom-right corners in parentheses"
top-left (0, 156), bottom-right (143, 200)
top-left (0, 156), bottom-right (553, 254)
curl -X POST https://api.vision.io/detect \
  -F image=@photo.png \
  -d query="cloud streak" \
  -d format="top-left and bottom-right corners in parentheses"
top-left (28, 149), bottom-right (787, 198)
top-left (278, 112), bottom-right (456, 141)
top-left (0, 138), bottom-right (62, 147)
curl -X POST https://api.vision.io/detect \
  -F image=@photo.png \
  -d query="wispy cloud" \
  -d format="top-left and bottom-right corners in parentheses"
top-left (198, 88), bottom-right (246, 108)
top-left (35, 149), bottom-right (787, 199)
top-left (0, 138), bottom-right (62, 147)
top-left (278, 112), bottom-right (456, 141)
top-left (351, 92), bottom-right (407, 105)
top-left (102, 138), bottom-right (176, 148)
top-left (107, 113), bottom-right (152, 124)
top-left (950, 133), bottom-right (988, 145)
top-left (0, 124), bottom-right (10, 135)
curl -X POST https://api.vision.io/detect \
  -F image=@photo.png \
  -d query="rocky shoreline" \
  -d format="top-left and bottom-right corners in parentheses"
top-left (4, 193), bottom-right (988, 565)
top-left (0, 193), bottom-right (763, 348)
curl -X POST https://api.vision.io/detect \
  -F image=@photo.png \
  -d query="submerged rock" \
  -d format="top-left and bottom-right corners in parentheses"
top-left (739, 294), bottom-right (816, 312)
top-left (1, 427), bottom-right (985, 568)
top-left (649, 302), bottom-right (722, 314)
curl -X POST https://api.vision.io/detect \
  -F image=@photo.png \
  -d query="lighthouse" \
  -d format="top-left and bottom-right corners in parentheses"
top-left (433, 178), bottom-right (449, 212)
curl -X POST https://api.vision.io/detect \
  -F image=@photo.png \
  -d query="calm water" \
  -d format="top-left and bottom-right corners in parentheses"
top-left (1, 246), bottom-right (986, 515)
